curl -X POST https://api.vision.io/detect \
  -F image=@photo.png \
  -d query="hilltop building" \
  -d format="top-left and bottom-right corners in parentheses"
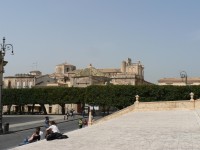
top-left (50, 58), bottom-right (151, 87)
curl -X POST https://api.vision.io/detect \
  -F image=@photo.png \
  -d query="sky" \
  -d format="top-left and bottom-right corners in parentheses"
top-left (0, 0), bottom-right (200, 84)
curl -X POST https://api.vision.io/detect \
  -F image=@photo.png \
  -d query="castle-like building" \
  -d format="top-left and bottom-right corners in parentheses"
top-left (49, 58), bottom-right (151, 87)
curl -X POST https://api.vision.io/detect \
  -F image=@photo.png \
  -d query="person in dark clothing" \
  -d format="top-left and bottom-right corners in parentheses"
top-left (44, 116), bottom-right (49, 128)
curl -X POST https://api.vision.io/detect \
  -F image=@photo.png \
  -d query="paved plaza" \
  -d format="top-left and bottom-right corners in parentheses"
top-left (6, 115), bottom-right (67, 132)
top-left (10, 109), bottom-right (200, 150)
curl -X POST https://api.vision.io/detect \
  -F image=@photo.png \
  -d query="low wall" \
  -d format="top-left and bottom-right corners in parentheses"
top-left (94, 99), bottom-right (200, 125)
top-left (134, 100), bottom-right (196, 111)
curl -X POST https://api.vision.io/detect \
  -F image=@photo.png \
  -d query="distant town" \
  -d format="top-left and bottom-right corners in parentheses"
top-left (4, 58), bottom-right (200, 89)
top-left (3, 58), bottom-right (150, 89)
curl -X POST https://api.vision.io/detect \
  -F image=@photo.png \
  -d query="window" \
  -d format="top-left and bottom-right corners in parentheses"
top-left (29, 82), bottom-right (33, 88)
top-left (64, 67), bottom-right (69, 73)
top-left (23, 82), bottom-right (26, 88)
top-left (49, 107), bottom-right (52, 113)
top-left (8, 81), bottom-right (11, 88)
top-left (16, 82), bottom-right (20, 89)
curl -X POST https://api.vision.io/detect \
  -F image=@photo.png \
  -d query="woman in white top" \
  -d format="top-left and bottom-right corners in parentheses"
top-left (45, 120), bottom-right (69, 141)
top-left (46, 121), bottom-right (60, 133)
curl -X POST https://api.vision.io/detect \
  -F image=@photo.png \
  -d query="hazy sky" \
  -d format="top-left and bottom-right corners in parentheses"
top-left (0, 0), bottom-right (200, 84)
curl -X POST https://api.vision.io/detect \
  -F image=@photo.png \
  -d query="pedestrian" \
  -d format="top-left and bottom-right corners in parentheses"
top-left (66, 111), bottom-right (69, 120)
top-left (44, 116), bottom-right (49, 128)
top-left (70, 109), bottom-right (74, 117)
top-left (78, 119), bottom-right (83, 129)
top-left (83, 119), bottom-right (88, 126)
top-left (82, 110), bottom-right (85, 118)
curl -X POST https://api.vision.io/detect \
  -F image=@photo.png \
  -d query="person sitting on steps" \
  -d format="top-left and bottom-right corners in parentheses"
top-left (19, 127), bottom-right (41, 146)
top-left (45, 121), bottom-right (68, 141)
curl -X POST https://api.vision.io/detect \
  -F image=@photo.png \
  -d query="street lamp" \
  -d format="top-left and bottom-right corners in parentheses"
top-left (180, 71), bottom-right (187, 85)
top-left (0, 37), bottom-right (13, 134)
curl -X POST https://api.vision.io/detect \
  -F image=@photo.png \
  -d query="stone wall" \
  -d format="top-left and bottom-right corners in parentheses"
top-left (134, 100), bottom-right (196, 111)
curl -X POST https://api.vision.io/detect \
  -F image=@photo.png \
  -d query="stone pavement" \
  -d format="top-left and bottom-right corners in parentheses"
top-left (11, 109), bottom-right (200, 150)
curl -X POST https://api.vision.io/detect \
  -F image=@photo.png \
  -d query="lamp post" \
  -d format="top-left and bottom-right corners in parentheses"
top-left (180, 71), bottom-right (187, 85)
top-left (0, 37), bottom-right (13, 134)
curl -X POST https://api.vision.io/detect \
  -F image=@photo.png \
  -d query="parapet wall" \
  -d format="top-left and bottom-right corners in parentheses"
top-left (94, 99), bottom-right (200, 125)
top-left (134, 100), bottom-right (200, 111)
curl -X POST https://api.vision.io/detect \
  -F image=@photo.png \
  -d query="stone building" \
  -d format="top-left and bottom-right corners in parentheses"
top-left (71, 64), bottom-right (111, 87)
top-left (158, 77), bottom-right (200, 86)
top-left (3, 70), bottom-right (57, 88)
top-left (49, 62), bottom-right (76, 87)
top-left (101, 58), bottom-right (145, 85)
top-left (4, 71), bottom-right (41, 89)
top-left (51, 58), bottom-right (151, 87)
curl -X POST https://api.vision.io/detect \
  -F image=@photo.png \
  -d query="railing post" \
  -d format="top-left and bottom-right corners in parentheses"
top-left (190, 92), bottom-right (194, 101)
top-left (135, 95), bottom-right (139, 103)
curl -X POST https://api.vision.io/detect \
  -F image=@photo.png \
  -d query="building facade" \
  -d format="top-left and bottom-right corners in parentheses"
top-left (4, 71), bottom-right (41, 89)
top-left (158, 77), bottom-right (200, 86)
top-left (49, 62), bottom-right (76, 87)
top-left (3, 70), bottom-right (57, 88)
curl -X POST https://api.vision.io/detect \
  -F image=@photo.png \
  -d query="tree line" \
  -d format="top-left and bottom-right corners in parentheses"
top-left (3, 85), bottom-right (200, 114)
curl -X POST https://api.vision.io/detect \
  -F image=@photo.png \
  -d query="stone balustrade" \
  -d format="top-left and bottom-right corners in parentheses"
top-left (93, 92), bottom-right (200, 125)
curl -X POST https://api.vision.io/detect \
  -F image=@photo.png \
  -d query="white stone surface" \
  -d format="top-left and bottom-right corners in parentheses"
top-left (11, 109), bottom-right (200, 150)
